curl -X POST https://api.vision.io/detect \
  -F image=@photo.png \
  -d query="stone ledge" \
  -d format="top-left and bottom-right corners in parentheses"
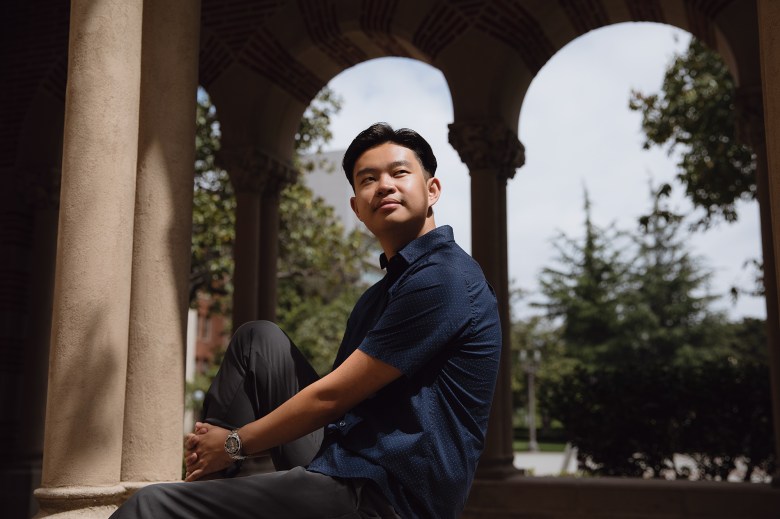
top-left (463, 476), bottom-right (780, 519)
top-left (33, 485), bottom-right (125, 519)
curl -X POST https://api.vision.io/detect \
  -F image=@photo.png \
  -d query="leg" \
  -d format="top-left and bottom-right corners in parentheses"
top-left (200, 320), bottom-right (323, 469)
top-left (111, 467), bottom-right (368, 519)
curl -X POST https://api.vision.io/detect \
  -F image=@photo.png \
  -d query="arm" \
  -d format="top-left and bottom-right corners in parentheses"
top-left (184, 349), bottom-right (402, 481)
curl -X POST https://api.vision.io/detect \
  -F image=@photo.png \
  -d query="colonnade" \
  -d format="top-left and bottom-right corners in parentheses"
top-left (26, 1), bottom-right (780, 517)
top-left (34, 1), bottom-right (200, 516)
top-left (221, 148), bottom-right (297, 328)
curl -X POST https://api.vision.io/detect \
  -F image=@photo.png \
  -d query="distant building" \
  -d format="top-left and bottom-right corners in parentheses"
top-left (301, 149), bottom-right (360, 232)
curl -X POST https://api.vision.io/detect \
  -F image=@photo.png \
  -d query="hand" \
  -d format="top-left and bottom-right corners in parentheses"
top-left (183, 422), bottom-right (233, 481)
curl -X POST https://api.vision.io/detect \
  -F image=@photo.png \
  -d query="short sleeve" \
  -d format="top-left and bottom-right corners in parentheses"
top-left (358, 262), bottom-right (472, 376)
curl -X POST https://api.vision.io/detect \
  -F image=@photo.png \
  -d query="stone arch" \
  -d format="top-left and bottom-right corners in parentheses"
top-left (4, 1), bottom-right (776, 517)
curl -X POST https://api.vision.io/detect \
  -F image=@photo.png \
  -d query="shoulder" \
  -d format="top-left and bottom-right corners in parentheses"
top-left (405, 242), bottom-right (487, 288)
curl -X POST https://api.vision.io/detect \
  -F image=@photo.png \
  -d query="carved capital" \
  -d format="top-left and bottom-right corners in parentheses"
top-left (735, 85), bottom-right (765, 149)
top-left (448, 121), bottom-right (525, 181)
top-left (218, 148), bottom-right (299, 195)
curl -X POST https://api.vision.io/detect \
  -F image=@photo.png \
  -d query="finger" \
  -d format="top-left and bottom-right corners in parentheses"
top-left (185, 452), bottom-right (198, 467)
top-left (185, 468), bottom-right (202, 482)
top-left (185, 434), bottom-right (199, 450)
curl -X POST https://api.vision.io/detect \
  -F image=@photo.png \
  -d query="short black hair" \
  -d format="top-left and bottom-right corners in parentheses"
top-left (342, 122), bottom-right (437, 188)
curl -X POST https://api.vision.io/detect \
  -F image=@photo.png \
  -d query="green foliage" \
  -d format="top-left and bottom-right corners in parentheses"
top-left (527, 37), bottom-right (772, 480)
top-left (535, 184), bottom-right (728, 369)
top-left (621, 184), bottom-right (725, 366)
top-left (510, 312), bottom-right (577, 434)
top-left (534, 190), bottom-right (632, 365)
top-left (629, 38), bottom-right (756, 228)
top-left (190, 94), bottom-right (234, 308)
top-left (532, 184), bottom-right (772, 479)
top-left (295, 87), bottom-right (343, 160)
top-left (541, 358), bottom-right (775, 480)
top-left (190, 86), bottom-right (372, 376)
top-left (276, 181), bottom-right (374, 375)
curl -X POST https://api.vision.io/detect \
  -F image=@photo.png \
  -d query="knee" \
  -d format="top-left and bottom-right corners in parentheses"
top-left (231, 320), bottom-right (290, 357)
top-left (234, 320), bottom-right (284, 342)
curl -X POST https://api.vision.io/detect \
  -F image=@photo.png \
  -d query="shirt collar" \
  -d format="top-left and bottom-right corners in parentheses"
top-left (378, 225), bottom-right (455, 272)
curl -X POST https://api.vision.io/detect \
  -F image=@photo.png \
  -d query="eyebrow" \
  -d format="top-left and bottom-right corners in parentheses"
top-left (355, 160), bottom-right (414, 178)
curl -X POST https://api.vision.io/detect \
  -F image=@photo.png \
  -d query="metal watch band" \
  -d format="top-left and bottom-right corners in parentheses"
top-left (224, 429), bottom-right (247, 461)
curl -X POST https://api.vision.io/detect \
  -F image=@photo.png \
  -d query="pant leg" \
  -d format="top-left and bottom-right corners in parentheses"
top-left (200, 320), bottom-right (324, 469)
top-left (111, 467), bottom-right (368, 519)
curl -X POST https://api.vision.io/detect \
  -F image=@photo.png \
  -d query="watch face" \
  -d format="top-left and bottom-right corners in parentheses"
top-left (225, 435), bottom-right (240, 454)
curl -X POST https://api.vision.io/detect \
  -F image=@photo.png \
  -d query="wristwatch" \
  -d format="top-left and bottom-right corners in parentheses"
top-left (224, 429), bottom-right (247, 461)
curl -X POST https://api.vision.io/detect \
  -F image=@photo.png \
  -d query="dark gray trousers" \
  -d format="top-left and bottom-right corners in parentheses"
top-left (111, 320), bottom-right (399, 519)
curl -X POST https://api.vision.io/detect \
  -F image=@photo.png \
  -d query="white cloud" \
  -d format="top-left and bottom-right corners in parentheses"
top-left (323, 23), bottom-right (765, 321)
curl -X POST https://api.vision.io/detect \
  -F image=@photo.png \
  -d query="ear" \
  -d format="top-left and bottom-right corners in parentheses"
top-left (349, 196), bottom-right (362, 221)
top-left (427, 177), bottom-right (441, 207)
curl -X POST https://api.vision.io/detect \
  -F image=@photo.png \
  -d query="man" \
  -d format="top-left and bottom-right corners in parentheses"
top-left (112, 123), bottom-right (501, 519)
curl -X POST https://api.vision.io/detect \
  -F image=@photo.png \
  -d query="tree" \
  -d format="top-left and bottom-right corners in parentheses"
top-left (629, 38), bottom-right (756, 229)
top-left (622, 183), bottom-right (726, 366)
top-left (535, 189), bottom-right (632, 365)
top-left (275, 181), bottom-right (374, 374)
top-left (536, 185), bottom-right (773, 478)
top-left (190, 87), bottom-right (373, 374)
top-left (190, 93), bottom-right (234, 308)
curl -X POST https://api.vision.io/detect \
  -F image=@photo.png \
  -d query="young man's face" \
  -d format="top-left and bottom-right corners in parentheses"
top-left (349, 142), bottom-right (440, 251)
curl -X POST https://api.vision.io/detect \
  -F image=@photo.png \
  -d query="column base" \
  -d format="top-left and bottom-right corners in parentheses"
top-left (33, 485), bottom-right (125, 518)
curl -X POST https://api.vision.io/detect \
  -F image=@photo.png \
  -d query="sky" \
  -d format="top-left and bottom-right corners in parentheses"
top-left (318, 22), bottom-right (765, 321)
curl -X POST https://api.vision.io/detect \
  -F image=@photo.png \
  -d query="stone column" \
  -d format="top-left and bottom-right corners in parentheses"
top-left (257, 158), bottom-right (298, 322)
top-left (222, 149), bottom-right (264, 331)
top-left (736, 87), bottom-right (780, 486)
top-left (449, 121), bottom-right (525, 478)
top-left (223, 149), bottom-right (297, 328)
top-left (35, 0), bottom-right (144, 517)
top-left (121, 0), bottom-right (200, 491)
top-left (756, 0), bottom-right (780, 485)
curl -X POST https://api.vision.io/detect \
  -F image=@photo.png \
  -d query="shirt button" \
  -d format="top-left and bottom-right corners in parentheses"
top-left (338, 420), bottom-right (346, 427)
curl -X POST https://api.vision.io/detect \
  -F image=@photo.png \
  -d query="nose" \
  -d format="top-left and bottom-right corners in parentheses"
top-left (376, 172), bottom-right (396, 195)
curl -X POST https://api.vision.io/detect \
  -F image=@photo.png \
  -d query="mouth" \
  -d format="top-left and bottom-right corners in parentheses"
top-left (375, 198), bottom-right (402, 210)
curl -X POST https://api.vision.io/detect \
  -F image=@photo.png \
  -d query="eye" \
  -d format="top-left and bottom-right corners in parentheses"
top-left (393, 169), bottom-right (409, 177)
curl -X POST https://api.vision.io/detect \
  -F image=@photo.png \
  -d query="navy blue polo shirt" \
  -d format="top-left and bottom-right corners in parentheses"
top-left (307, 226), bottom-right (501, 519)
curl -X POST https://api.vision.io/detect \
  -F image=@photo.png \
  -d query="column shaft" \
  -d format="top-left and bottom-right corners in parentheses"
top-left (470, 171), bottom-right (515, 475)
top-left (36, 0), bottom-right (143, 513)
top-left (122, 0), bottom-right (201, 484)
top-left (232, 190), bottom-right (261, 331)
top-left (757, 0), bottom-right (780, 484)
top-left (449, 121), bottom-right (525, 478)
top-left (755, 140), bottom-right (780, 484)
top-left (225, 150), bottom-right (297, 330)
top-left (258, 192), bottom-right (281, 321)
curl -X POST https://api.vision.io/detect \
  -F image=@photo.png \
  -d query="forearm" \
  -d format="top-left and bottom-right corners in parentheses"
top-left (237, 380), bottom-right (343, 456)
top-left (237, 349), bottom-right (402, 456)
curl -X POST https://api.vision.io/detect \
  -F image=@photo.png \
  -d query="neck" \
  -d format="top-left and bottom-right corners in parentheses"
top-left (380, 217), bottom-right (436, 259)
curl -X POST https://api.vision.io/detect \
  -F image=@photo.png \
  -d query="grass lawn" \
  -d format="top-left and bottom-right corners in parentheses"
top-left (513, 440), bottom-right (567, 453)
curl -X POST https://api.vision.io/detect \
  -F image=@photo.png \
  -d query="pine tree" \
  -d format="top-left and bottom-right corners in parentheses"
top-left (622, 184), bottom-right (725, 365)
top-left (536, 189), bottom-right (631, 365)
